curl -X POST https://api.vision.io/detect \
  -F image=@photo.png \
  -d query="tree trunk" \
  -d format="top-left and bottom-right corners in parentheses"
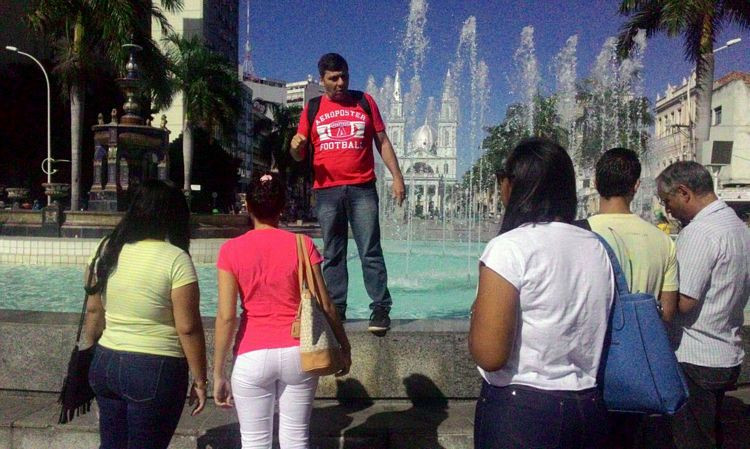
top-left (183, 120), bottom-right (193, 191)
top-left (69, 16), bottom-right (85, 211)
top-left (694, 52), bottom-right (715, 163)
top-left (70, 81), bottom-right (84, 211)
top-left (693, 15), bottom-right (716, 164)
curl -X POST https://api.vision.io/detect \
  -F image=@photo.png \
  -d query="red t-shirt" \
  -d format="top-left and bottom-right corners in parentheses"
top-left (216, 228), bottom-right (323, 355)
top-left (297, 92), bottom-right (386, 189)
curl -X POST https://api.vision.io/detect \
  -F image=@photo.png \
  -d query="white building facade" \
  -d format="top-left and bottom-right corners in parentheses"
top-left (385, 72), bottom-right (459, 217)
top-left (286, 76), bottom-right (325, 109)
top-left (652, 71), bottom-right (750, 219)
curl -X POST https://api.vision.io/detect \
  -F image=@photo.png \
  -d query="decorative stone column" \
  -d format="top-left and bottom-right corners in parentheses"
top-left (119, 158), bottom-right (129, 191)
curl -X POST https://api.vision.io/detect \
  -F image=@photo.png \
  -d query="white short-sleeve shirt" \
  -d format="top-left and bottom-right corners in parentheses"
top-left (478, 222), bottom-right (614, 391)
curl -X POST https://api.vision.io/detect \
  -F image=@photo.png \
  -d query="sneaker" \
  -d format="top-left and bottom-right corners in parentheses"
top-left (368, 308), bottom-right (391, 333)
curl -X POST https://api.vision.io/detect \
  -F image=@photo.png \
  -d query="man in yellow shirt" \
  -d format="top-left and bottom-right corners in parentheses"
top-left (588, 148), bottom-right (679, 449)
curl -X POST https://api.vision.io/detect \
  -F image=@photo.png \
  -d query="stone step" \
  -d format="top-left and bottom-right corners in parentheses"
top-left (0, 392), bottom-right (473, 449)
top-left (2, 389), bottom-right (749, 449)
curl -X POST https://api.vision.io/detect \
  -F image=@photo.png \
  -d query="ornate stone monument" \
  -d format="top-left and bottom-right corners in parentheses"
top-left (88, 44), bottom-right (170, 211)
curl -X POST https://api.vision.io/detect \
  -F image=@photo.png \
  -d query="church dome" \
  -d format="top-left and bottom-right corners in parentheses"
top-left (411, 125), bottom-right (436, 155)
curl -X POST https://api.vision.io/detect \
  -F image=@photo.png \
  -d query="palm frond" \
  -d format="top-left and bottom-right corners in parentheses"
top-left (725, 0), bottom-right (750, 30)
top-left (617, 1), bottom-right (667, 58)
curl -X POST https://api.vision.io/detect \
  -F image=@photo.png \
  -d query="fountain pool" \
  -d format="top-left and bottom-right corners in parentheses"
top-left (0, 239), bottom-right (480, 319)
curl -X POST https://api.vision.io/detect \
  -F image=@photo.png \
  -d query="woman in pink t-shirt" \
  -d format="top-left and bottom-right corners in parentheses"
top-left (212, 172), bottom-right (351, 448)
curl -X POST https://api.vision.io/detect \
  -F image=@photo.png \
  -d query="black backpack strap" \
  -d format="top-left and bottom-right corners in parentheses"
top-left (306, 96), bottom-right (322, 138)
top-left (349, 90), bottom-right (372, 119)
top-left (305, 96), bottom-right (322, 179)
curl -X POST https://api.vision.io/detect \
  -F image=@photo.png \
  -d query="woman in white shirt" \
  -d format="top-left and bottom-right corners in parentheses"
top-left (469, 138), bottom-right (615, 449)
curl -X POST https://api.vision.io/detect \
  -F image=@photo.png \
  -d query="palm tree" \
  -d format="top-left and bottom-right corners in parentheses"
top-left (164, 34), bottom-right (243, 192)
top-left (617, 0), bottom-right (750, 155)
top-left (28, 0), bottom-right (182, 210)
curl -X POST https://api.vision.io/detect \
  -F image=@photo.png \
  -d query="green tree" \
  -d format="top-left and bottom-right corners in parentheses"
top-left (164, 34), bottom-right (243, 191)
top-left (575, 80), bottom-right (652, 167)
top-left (467, 96), bottom-right (566, 189)
top-left (617, 0), bottom-right (750, 153)
top-left (28, 0), bottom-right (182, 210)
top-left (266, 104), bottom-right (303, 173)
top-left (168, 128), bottom-right (241, 213)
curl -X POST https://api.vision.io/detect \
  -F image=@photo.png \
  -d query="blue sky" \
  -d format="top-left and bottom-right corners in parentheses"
top-left (241, 0), bottom-right (750, 127)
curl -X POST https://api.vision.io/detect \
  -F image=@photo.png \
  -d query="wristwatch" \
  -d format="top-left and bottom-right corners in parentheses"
top-left (193, 378), bottom-right (209, 390)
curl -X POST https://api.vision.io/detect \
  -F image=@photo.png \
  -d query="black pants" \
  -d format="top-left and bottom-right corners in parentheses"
top-left (474, 382), bottom-right (608, 449)
top-left (671, 362), bottom-right (741, 449)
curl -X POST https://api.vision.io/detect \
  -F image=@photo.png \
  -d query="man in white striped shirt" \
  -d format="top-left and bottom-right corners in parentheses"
top-left (656, 161), bottom-right (750, 449)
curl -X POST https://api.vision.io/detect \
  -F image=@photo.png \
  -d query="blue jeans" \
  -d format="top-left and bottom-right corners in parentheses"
top-left (88, 345), bottom-right (189, 449)
top-left (315, 181), bottom-right (392, 313)
top-left (474, 382), bottom-right (608, 449)
top-left (671, 362), bottom-right (741, 449)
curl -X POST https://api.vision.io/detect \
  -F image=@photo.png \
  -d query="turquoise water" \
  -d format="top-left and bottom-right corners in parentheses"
top-left (0, 239), bottom-right (481, 319)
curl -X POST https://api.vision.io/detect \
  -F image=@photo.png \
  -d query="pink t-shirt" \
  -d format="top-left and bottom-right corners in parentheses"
top-left (216, 229), bottom-right (323, 355)
top-left (296, 93), bottom-right (386, 189)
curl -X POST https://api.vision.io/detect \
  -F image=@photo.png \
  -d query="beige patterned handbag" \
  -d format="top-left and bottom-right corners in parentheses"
top-left (291, 234), bottom-right (343, 376)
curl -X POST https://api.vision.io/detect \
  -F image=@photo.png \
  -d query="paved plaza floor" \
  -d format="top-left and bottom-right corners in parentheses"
top-left (1, 387), bottom-right (749, 448)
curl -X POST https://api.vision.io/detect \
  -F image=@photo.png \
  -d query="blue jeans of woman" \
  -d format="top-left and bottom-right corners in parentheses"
top-left (474, 381), bottom-right (608, 449)
top-left (315, 181), bottom-right (392, 314)
top-left (88, 345), bottom-right (189, 449)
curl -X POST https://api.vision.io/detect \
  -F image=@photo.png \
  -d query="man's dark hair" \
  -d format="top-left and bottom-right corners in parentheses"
top-left (595, 147), bottom-right (641, 198)
top-left (499, 138), bottom-right (577, 234)
top-left (318, 53), bottom-right (348, 77)
top-left (656, 161), bottom-right (714, 196)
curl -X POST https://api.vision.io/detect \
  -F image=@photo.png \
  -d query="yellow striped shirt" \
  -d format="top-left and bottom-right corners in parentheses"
top-left (96, 240), bottom-right (198, 357)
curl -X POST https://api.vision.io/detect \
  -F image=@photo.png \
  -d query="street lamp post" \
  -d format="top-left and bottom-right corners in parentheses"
top-left (5, 46), bottom-right (52, 205)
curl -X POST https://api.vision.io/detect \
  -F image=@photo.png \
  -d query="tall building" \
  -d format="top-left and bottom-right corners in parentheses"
top-left (653, 71), bottom-right (750, 218)
top-left (151, 0), bottom-right (239, 141)
top-left (385, 70), bottom-right (459, 216)
top-left (286, 76), bottom-right (325, 109)
top-left (239, 75), bottom-right (285, 173)
top-left (235, 82), bottom-right (253, 184)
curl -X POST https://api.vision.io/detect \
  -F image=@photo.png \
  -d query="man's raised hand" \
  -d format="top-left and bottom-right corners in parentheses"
top-left (290, 133), bottom-right (308, 161)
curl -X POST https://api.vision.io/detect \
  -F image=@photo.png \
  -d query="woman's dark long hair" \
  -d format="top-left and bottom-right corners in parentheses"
top-left (247, 171), bottom-right (286, 220)
top-left (498, 137), bottom-right (577, 234)
top-left (86, 180), bottom-right (191, 294)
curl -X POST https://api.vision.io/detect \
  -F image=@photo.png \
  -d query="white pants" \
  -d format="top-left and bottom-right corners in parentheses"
top-left (231, 346), bottom-right (319, 449)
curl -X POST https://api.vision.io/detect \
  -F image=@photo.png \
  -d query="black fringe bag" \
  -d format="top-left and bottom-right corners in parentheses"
top-left (58, 244), bottom-right (101, 424)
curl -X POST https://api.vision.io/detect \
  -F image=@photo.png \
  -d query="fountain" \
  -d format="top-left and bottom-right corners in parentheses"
top-left (88, 43), bottom-right (171, 212)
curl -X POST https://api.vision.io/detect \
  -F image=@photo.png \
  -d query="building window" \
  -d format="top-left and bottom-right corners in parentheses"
top-left (713, 106), bottom-right (722, 125)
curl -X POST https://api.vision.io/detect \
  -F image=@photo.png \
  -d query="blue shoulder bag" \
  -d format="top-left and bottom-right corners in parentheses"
top-left (595, 235), bottom-right (689, 414)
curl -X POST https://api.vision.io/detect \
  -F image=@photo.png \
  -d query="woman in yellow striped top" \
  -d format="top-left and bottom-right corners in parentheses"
top-left (83, 180), bottom-right (207, 449)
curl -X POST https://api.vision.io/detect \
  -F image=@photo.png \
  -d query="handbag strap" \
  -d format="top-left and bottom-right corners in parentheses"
top-left (295, 234), bottom-right (305, 320)
top-left (594, 233), bottom-right (630, 297)
top-left (295, 234), bottom-right (323, 307)
top-left (75, 239), bottom-right (105, 344)
top-left (300, 236), bottom-right (317, 296)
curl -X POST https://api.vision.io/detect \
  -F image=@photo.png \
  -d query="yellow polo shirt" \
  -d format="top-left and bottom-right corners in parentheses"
top-left (96, 240), bottom-right (198, 357)
top-left (589, 214), bottom-right (678, 297)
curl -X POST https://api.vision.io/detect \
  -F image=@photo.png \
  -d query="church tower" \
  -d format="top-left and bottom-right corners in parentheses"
top-left (437, 70), bottom-right (458, 180)
top-left (387, 71), bottom-right (406, 157)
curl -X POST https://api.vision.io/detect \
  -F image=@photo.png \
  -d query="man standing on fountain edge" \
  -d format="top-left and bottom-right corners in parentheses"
top-left (291, 53), bottom-right (406, 334)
